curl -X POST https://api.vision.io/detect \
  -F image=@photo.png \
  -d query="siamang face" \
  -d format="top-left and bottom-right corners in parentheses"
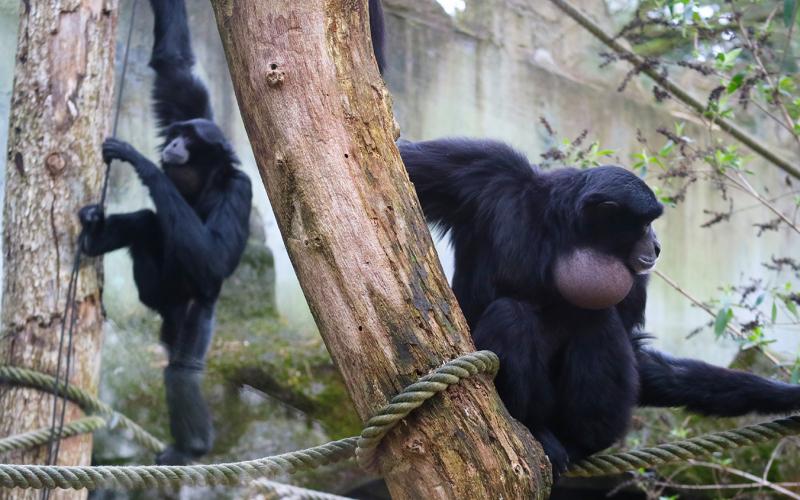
top-left (162, 134), bottom-right (191, 165)
top-left (577, 166), bottom-right (664, 275)
top-left (161, 119), bottom-right (229, 166)
top-left (161, 119), bottom-right (237, 200)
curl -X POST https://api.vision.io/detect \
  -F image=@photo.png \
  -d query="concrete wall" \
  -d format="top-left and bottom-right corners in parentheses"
top-left (1, 0), bottom-right (797, 365)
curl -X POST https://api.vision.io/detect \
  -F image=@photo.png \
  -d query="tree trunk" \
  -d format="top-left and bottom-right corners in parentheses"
top-left (210, 1), bottom-right (550, 498)
top-left (0, 1), bottom-right (118, 499)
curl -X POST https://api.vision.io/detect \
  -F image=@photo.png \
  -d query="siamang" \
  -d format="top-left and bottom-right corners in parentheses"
top-left (79, 0), bottom-right (251, 465)
top-left (398, 138), bottom-right (800, 479)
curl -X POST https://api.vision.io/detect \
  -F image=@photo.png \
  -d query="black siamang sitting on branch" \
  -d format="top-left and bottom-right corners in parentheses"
top-left (79, 0), bottom-right (251, 465)
top-left (398, 138), bottom-right (800, 479)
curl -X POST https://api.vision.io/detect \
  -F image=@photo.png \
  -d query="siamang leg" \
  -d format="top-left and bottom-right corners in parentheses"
top-left (148, 0), bottom-right (212, 128)
top-left (156, 300), bottom-right (216, 465)
top-left (159, 303), bottom-right (190, 351)
top-left (471, 298), bottom-right (568, 477)
top-left (80, 209), bottom-right (158, 257)
top-left (637, 348), bottom-right (800, 416)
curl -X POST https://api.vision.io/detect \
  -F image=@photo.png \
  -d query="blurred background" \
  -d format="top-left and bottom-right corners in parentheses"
top-left (1, 0), bottom-right (798, 497)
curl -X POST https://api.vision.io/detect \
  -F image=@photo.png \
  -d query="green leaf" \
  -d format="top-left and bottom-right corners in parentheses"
top-left (785, 0), bottom-right (798, 28)
top-left (659, 141), bottom-right (675, 158)
top-left (727, 73), bottom-right (745, 94)
top-left (778, 76), bottom-right (796, 94)
top-left (714, 307), bottom-right (733, 337)
top-left (785, 297), bottom-right (799, 318)
top-left (772, 301), bottom-right (778, 323)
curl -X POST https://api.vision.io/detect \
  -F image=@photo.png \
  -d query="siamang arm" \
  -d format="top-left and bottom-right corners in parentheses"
top-left (397, 138), bottom-right (536, 231)
top-left (149, 0), bottom-right (212, 131)
top-left (102, 139), bottom-right (251, 289)
top-left (637, 347), bottom-right (800, 416)
top-left (473, 298), bottom-right (569, 475)
top-left (79, 207), bottom-right (158, 257)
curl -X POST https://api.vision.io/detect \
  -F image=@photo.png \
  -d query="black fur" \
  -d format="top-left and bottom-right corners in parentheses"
top-left (79, 0), bottom-right (251, 464)
top-left (399, 137), bottom-right (800, 478)
top-left (369, 0), bottom-right (386, 74)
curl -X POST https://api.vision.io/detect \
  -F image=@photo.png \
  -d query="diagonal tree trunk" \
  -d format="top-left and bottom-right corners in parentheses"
top-left (210, 1), bottom-right (550, 498)
top-left (0, 2), bottom-right (118, 499)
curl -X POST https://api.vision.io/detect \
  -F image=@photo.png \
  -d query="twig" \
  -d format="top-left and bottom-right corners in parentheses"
top-left (737, 16), bottom-right (800, 149)
top-left (725, 170), bottom-right (800, 236)
top-left (653, 269), bottom-right (791, 376)
top-left (685, 460), bottom-right (800, 499)
top-left (649, 479), bottom-right (800, 491)
top-left (548, 0), bottom-right (800, 180)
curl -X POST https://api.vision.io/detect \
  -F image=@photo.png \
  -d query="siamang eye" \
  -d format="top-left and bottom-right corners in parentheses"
top-left (597, 201), bottom-right (619, 211)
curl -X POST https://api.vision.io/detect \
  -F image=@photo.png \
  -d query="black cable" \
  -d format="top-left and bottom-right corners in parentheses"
top-left (41, 2), bottom-right (139, 497)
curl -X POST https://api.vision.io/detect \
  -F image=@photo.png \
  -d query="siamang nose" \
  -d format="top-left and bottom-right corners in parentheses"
top-left (654, 240), bottom-right (662, 258)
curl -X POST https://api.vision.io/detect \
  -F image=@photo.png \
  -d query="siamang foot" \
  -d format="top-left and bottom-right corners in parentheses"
top-left (546, 449), bottom-right (570, 482)
top-left (102, 138), bottom-right (141, 164)
top-left (78, 204), bottom-right (104, 254)
top-left (534, 431), bottom-right (570, 482)
top-left (155, 446), bottom-right (194, 466)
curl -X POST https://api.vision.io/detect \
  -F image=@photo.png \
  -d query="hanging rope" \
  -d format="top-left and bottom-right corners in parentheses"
top-left (40, 1), bottom-right (140, 484)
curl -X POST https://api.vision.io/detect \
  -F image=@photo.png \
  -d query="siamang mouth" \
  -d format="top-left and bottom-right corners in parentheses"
top-left (162, 151), bottom-right (189, 165)
top-left (630, 256), bottom-right (657, 275)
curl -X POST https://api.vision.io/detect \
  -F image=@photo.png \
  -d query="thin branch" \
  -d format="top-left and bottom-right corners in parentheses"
top-left (649, 479), bottom-right (800, 491)
top-left (725, 170), bottom-right (800, 236)
top-left (548, 0), bottom-right (800, 180)
top-left (685, 460), bottom-right (800, 499)
top-left (653, 269), bottom-right (791, 376)
top-left (737, 16), bottom-right (800, 149)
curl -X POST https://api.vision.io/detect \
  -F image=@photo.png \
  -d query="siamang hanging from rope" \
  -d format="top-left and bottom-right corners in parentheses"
top-left (398, 137), bottom-right (800, 480)
top-left (79, 0), bottom-right (251, 465)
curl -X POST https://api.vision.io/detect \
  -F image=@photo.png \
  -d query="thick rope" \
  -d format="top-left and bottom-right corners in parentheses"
top-left (1, 354), bottom-right (798, 491)
top-left (0, 366), bottom-right (165, 454)
top-left (567, 414), bottom-right (800, 477)
top-left (355, 350), bottom-right (498, 469)
top-left (253, 479), bottom-right (354, 500)
top-left (0, 417), bottom-right (107, 456)
top-left (0, 352), bottom-right (496, 490)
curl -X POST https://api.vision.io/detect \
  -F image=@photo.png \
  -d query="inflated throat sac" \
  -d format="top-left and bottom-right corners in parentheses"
top-left (554, 248), bottom-right (634, 310)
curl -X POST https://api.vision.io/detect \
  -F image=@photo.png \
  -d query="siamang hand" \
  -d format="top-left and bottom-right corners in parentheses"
top-left (102, 138), bottom-right (141, 165)
top-left (79, 204), bottom-right (104, 232)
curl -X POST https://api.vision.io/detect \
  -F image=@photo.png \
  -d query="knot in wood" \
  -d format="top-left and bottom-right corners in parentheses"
top-left (46, 152), bottom-right (66, 176)
top-left (267, 63), bottom-right (285, 87)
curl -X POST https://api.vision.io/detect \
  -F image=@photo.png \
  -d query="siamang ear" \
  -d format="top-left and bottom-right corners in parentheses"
top-left (582, 195), bottom-right (620, 218)
top-left (191, 121), bottom-right (226, 148)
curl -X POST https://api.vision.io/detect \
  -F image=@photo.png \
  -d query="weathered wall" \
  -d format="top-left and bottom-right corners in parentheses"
top-left (0, 0), bottom-right (796, 368)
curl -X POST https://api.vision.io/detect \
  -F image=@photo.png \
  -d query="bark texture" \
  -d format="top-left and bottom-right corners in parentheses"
top-left (210, 1), bottom-right (550, 497)
top-left (0, 1), bottom-right (118, 499)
